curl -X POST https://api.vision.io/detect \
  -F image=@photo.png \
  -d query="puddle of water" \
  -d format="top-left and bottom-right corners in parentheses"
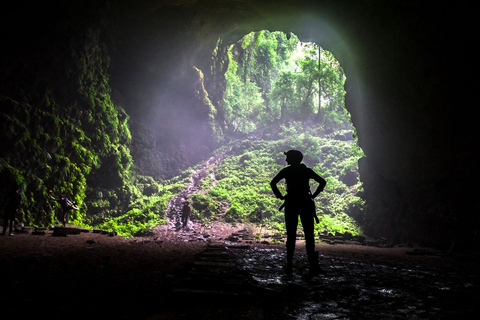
top-left (378, 288), bottom-right (399, 298)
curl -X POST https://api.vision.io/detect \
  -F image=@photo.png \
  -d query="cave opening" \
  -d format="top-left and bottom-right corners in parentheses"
top-left (1, 0), bottom-right (476, 252)
top-left (176, 29), bottom-right (367, 237)
top-left (1, 2), bottom-right (478, 318)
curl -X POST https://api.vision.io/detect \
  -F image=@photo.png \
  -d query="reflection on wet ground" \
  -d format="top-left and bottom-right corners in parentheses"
top-left (231, 246), bottom-right (479, 319)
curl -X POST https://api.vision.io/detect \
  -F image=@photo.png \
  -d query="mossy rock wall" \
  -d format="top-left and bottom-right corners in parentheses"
top-left (0, 2), bottom-right (140, 229)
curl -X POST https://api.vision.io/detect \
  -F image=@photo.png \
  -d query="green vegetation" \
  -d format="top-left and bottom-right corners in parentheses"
top-left (223, 31), bottom-right (349, 134)
top-left (203, 30), bottom-right (365, 236)
top-left (0, 27), bottom-right (173, 237)
top-left (1, 29), bottom-right (364, 238)
top-left (188, 123), bottom-right (365, 236)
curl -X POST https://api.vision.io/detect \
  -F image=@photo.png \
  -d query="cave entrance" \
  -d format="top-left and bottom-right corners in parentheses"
top-left (208, 30), bottom-right (365, 235)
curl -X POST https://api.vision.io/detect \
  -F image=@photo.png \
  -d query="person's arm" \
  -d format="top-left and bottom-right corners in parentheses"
top-left (66, 198), bottom-right (79, 210)
top-left (270, 170), bottom-right (286, 200)
top-left (310, 170), bottom-right (326, 198)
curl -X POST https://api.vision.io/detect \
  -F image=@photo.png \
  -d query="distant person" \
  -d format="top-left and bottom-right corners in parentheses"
top-left (270, 150), bottom-right (326, 275)
top-left (2, 185), bottom-right (23, 236)
top-left (182, 200), bottom-right (191, 228)
top-left (49, 191), bottom-right (78, 227)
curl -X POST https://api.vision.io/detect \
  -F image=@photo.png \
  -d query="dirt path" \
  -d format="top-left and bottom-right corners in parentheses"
top-left (165, 147), bottom-right (231, 231)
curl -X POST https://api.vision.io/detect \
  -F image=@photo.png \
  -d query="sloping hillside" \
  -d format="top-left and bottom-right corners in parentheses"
top-left (159, 122), bottom-right (365, 238)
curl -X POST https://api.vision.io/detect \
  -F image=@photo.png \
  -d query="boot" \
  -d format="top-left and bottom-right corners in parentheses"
top-left (307, 251), bottom-right (325, 275)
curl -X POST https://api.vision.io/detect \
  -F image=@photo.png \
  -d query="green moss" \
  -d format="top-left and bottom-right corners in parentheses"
top-left (197, 123), bottom-right (364, 235)
top-left (0, 25), bottom-right (161, 235)
top-left (190, 193), bottom-right (220, 219)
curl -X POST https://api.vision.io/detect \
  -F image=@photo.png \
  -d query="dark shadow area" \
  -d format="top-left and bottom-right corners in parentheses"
top-left (0, 231), bottom-right (478, 319)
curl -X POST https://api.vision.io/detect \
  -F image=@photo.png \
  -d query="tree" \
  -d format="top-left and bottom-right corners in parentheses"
top-left (220, 30), bottom-right (347, 132)
top-left (296, 44), bottom-right (321, 119)
top-left (252, 31), bottom-right (278, 97)
top-left (317, 50), bottom-right (348, 128)
top-left (269, 71), bottom-right (296, 120)
top-left (224, 49), bottom-right (264, 133)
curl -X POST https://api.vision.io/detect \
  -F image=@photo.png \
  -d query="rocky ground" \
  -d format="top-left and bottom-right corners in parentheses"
top-left (1, 223), bottom-right (479, 319)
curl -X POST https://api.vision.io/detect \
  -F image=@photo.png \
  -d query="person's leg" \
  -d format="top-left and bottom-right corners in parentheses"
top-left (300, 213), bottom-right (322, 274)
top-left (284, 209), bottom-right (299, 273)
top-left (2, 210), bottom-right (13, 235)
top-left (62, 210), bottom-right (67, 227)
top-left (8, 219), bottom-right (14, 235)
top-left (300, 213), bottom-right (315, 254)
top-left (2, 218), bottom-right (7, 235)
top-left (63, 208), bottom-right (72, 227)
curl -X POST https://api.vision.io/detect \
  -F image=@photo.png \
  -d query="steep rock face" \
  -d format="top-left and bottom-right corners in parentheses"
top-left (0, 1), bottom-right (138, 225)
top-left (1, 1), bottom-right (476, 249)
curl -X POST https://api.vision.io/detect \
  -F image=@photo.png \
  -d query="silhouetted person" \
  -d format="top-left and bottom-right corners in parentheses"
top-left (49, 191), bottom-right (78, 227)
top-left (182, 200), bottom-right (191, 227)
top-left (2, 185), bottom-right (23, 236)
top-left (270, 150), bottom-right (326, 275)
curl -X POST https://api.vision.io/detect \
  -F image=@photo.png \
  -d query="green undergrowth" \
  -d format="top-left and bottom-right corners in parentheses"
top-left (0, 27), bottom-right (175, 237)
top-left (187, 122), bottom-right (365, 236)
top-left (94, 174), bottom-right (192, 237)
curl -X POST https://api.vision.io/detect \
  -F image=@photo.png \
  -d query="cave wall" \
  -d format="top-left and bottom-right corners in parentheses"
top-left (1, 0), bottom-right (476, 249)
top-left (111, 0), bottom-right (476, 249)
top-left (0, 1), bottom-right (139, 225)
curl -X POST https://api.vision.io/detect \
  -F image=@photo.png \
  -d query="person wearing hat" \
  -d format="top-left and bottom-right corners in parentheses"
top-left (270, 150), bottom-right (326, 275)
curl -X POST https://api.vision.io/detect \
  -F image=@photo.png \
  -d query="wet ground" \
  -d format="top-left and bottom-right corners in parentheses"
top-left (1, 228), bottom-right (478, 319)
top-left (231, 245), bottom-right (479, 319)
top-left (152, 238), bottom-right (479, 319)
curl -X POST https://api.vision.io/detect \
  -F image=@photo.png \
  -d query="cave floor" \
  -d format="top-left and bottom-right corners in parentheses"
top-left (0, 225), bottom-right (478, 319)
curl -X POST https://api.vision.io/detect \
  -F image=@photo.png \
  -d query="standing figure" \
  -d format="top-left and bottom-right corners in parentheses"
top-left (2, 185), bottom-right (23, 236)
top-left (49, 192), bottom-right (78, 227)
top-left (181, 200), bottom-right (191, 228)
top-left (270, 150), bottom-right (326, 275)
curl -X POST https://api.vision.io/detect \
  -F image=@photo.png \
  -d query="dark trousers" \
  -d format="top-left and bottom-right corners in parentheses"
top-left (2, 208), bottom-right (16, 234)
top-left (2, 218), bottom-right (15, 234)
top-left (285, 208), bottom-right (315, 262)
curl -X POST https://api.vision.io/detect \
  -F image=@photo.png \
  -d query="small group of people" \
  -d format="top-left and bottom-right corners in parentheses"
top-left (1, 185), bottom-right (78, 235)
